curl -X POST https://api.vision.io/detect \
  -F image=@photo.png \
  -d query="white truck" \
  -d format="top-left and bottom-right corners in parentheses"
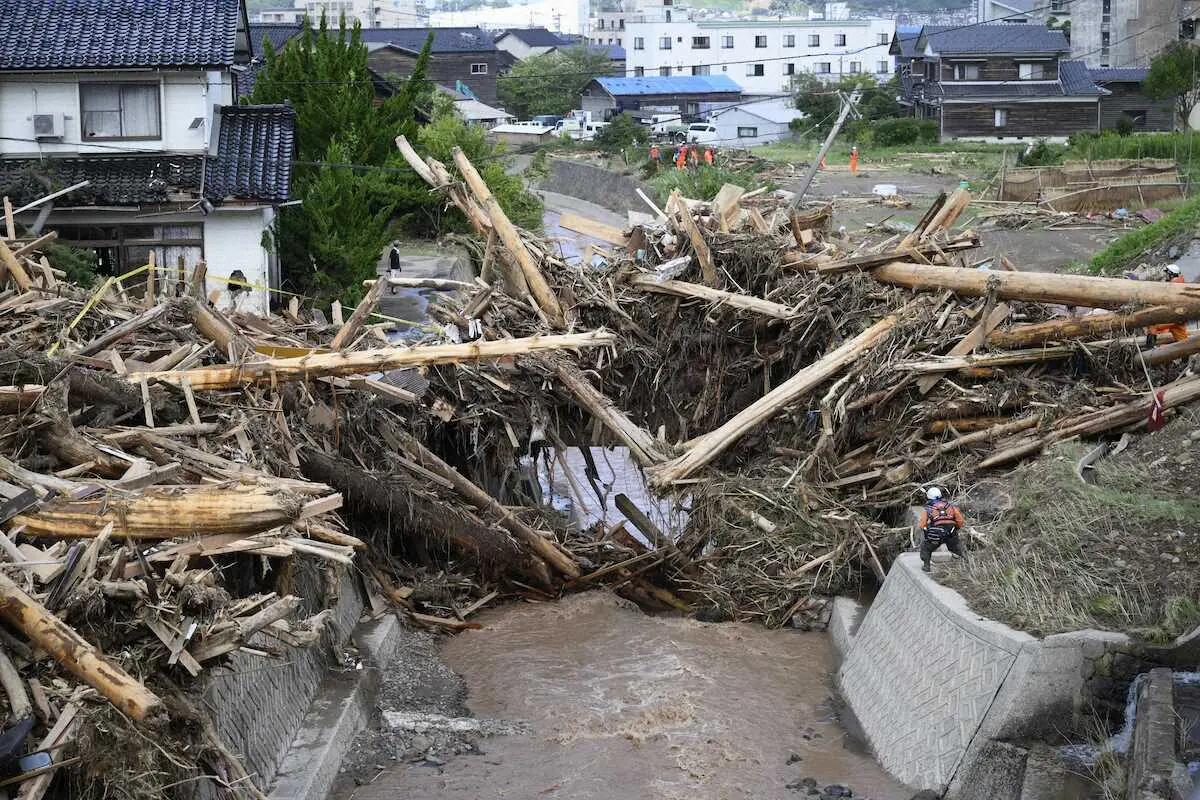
top-left (685, 123), bottom-right (719, 145)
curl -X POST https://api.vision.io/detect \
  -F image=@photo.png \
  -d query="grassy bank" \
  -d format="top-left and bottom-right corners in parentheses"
top-left (945, 444), bottom-right (1200, 642)
top-left (755, 140), bottom-right (1016, 182)
top-left (1088, 193), bottom-right (1200, 274)
top-left (648, 164), bottom-right (769, 201)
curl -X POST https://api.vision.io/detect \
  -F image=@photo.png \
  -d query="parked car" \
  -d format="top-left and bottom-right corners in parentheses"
top-left (651, 113), bottom-right (689, 143)
top-left (533, 114), bottom-right (564, 128)
top-left (686, 123), bottom-right (718, 144)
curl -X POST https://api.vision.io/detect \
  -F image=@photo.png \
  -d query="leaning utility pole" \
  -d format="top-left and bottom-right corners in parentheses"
top-left (790, 88), bottom-right (862, 207)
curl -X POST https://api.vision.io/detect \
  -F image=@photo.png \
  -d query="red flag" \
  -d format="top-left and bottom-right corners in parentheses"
top-left (1147, 390), bottom-right (1167, 432)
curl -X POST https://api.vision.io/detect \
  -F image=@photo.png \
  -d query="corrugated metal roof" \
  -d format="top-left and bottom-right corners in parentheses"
top-left (593, 75), bottom-right (742, 97)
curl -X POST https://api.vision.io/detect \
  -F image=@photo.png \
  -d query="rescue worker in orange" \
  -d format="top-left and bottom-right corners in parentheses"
top-left (649, 143), bottom-right (660, 171)
top-left (689, 146), bottom-right (700, 167)
top-left (1146, 264), bottom-right (1188, 346)
top-left (918, 487), bottom-right (966, 573)
top-left (704, 145), bottom-right (715, 166)
top-left (676, 144), bottom-right (688, 170)
top-left (849, 145), bottom-right (859, 175)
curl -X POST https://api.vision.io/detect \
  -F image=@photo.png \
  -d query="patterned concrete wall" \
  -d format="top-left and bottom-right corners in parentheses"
top-left (196, 564), bottom-right (363, 798)
top-left (837, 554), bottom-right (1034, 791)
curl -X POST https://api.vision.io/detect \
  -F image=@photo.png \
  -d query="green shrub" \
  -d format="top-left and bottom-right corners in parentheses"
top-left (1020, 140), bottom-right (1066, 166)
top-left (593, 114), bottom-right (650, 153)
top-left (917, 120), bottom-right (938, 144)
top-left (871, 117), bottom-right (923, 147)
top-left (1089, 193), bottom-right (1200, 273)
top-left (649, 165), bottom-right (766, 201)
top-left (43, 242), bottom-right (100, 288)
top-left (1115, 113), bottom-right (1136, 136)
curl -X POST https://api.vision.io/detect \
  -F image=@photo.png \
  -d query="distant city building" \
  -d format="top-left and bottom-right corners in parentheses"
top-left (621, 16), bottom-right (895, 94)
top-left (252, 0), bottom-right (426, 27)
top-left (976, 0), bottom-right (1045, 23)
top-left (1048, 0), bottom-right (1200, 69)
top-left (429, 0), bottom-right (591, 35)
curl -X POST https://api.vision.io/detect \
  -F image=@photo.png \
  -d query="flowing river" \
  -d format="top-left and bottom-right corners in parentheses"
top-left (353, 592), bottom-right (911, 800)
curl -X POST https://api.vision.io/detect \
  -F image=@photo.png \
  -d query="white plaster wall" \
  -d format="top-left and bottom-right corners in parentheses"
top-left (625, 18), bottom-right (895, 94)
top-left (0, 70), bottom-right (231, 157)
top-left (203, 208), bottom-right (272, 316)
top-left (710, 105), bottom-right (796, 147)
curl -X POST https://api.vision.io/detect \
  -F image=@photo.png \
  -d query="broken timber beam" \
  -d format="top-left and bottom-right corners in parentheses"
top-left (452, 147), bottom-right (566, 328)
top-left (649, 309), bottom-right (906, 486)
top-left (133, 331), bottom-right (615, 390)
top-left (871, 262), bottom-right (1200, 310)
top-left (11, 484), bottom-right (327, 539)
top-left (75, 303), bottom-right (170, 357)
top-left (627, 273), bottom-right (796, 319)
top-left (897, 344), bottom-right (1075, 374)
top-left (783, 237), bottom-right (979, 274)
top-left (557, 212), bottom-right (628, 246)
top-left (330, 278), bottom-right (382, 351)
top-left (177, 296), bottom-right (255, 362)
top-left (0, 570), bottom-right (163, 722)
top-left (669, 190), bottom-right (716, 284)
top-left (1144, 333), bottom-right (1200, 365)
top-left (916, 303), bottom-right (1010, 394)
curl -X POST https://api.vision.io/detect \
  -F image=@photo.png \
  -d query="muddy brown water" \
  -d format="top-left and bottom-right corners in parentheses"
top-left (353, 592), bottom-right (911, 799)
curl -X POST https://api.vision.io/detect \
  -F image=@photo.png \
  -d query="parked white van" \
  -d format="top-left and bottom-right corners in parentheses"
top-left (686, 123), bottom-right (718, 144)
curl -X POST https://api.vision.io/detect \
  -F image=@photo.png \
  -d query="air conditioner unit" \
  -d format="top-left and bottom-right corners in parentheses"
top-left (32, 113), bottom-right (65, 140)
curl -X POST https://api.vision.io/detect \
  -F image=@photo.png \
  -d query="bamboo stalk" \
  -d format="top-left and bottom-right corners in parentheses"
top-left (133, 331), bottom-right (615, 390)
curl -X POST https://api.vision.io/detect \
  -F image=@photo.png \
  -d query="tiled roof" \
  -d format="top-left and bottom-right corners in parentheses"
top-left (497, 27), bottom-right (568, 47)
top-left (1089, 67), bottom-right (1149, 82)
top-left (360, 27), bottom-right (495, 53)
top-left (250, 22), bottom-right (304, 54)
top-left (587, 43), bottom-right (626, 60)
top-left (892, 24), bottom-right (947, 58)
top-left (592, 75), bottom-right (742, 97)
top-left (206, 104), bottom-right (296, 203)
top-left (1059, 60), bottom-right (1104, 95)
top-left (0, 156), bottom-right (206, 205)
top-left (0, 105), bottom-right (294, 206)
top-left (936, 59), bottom-right (1101, 99)
top-left (920, 23), bottom-right (1068, 55)
top-left (0, 0), bottom-right (242, 70)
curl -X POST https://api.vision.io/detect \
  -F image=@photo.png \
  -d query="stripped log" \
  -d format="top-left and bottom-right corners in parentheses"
top-left (11, 483), bottom-right (324, 539)
top-left (627, 273), bottom-right (796, 319)
top-left (988, 306), bottom-right (1200, 349)
top-left (1144, 333), bottom-right (1200, 365)
top-left (928, 416), bottom-right (1015, 434)
top-left (649, 309), bottom-right (906, 485)
top-left (133, 331), bottom-right (615, 390)
top-left (872, 262), bottom-right (1200, 310)
top-left (917, 303), bottom-right (1010, 395)
top-left (896, 344), bottom-right (1075, 374)
top-left (452, 147), bottom-right (566, 328)
top-left (0, 571), bottom-right (163, 722)
top-left (0, 240), bottom-right (33, 291)
top-left (557, 212), bottom-right (628, 246)
top-left (177, 296), bottom-right (255, 362)
top-left (330, 278), bottom-right (382, 351)
top-left (783, 237), bottom-right (979, 274)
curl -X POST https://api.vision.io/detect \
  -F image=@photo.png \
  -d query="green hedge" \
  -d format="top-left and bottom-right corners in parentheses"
top-left (869, 117), bottom-right (939, 147)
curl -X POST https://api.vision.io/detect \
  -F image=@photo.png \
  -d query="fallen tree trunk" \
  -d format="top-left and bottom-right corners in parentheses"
top-left (783, 237), bottom-right (979, 274)
top-left (896, 344), bottom-right (1075, 373)
top-left (873, 262), bottom-right (1200, 310)
top-left (1144, 333), bottom-right (1200, 365)
top-left (987, 305), bottom-right (1200, 348)
top-left (134, 331), bottom-right (615, 390)
top-left (649, 309), bottom-right (905, 485)
top-left (178, 296), bottom-right (255, 362)
top-left (11, 484), bottom-right (320, 539)
top-left (627, 273), bottom-right (796, 319)
top-left (330, 278), bottom-right (381, 351)
top-left (452, 148), bottom-right (566, 328)
top-left (0, 571), bottom-right (163, 722)
top-left (538, 354), bottom-right (672, 467)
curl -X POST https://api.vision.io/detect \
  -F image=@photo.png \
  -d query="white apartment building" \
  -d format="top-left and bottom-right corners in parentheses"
top-left (623, 17), bottom-right (896, 94)
top-left (254, 0), bottom-right (426, 27)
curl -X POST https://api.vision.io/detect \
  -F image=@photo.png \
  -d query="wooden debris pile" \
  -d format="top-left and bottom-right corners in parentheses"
top-left (397, 137), bottom-right (1200, 625)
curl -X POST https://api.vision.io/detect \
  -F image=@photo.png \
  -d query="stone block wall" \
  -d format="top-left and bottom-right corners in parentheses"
top-left (536, 157), bottom-right (660, 216)
top-left (837, 554), bottom-right (1134, 798)
top-left (196, 563), bottom-right (364, 797)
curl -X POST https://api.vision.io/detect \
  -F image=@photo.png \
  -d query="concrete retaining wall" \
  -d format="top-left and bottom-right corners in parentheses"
top-left (536, 157), bottom-right (659, 216)
top-left (837, 553), bottom-right (1131, 798)
top-left (197, 564), bottom-right (364, 797)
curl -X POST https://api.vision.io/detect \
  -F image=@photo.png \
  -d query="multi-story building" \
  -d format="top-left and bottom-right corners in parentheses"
top-left (1061, 0), bottom-right (1200, 68)
top-left (976, 0), bottom-right (1046, 23)
top-left (587, 0), bottom-right (676, 49)
top-left (253, 0), bottom-right (426, 27)
top-left (623, 16), bottom-right (895, 94)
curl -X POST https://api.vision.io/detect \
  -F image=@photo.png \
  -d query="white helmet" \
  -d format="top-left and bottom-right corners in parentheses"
top-left (925, 487), bottom-right (942, 501)
top-left (1166, 264), bottom-right (1181, 276)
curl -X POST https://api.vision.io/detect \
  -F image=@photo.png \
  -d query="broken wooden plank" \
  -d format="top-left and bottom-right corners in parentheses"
top-left (916, 303), bottom-right (1010, 395)
top-left (557, 212), bottom-right (628, 246)
top-left (670, 190), bottom-right (716, 284)
top-left (330, 278), bottom-right (382, 351)
top-left (627, 273), bottom-right (796, 320)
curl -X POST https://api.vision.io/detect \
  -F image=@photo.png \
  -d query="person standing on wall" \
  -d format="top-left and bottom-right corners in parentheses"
top-left (918, 487), bottom-right (966, 573)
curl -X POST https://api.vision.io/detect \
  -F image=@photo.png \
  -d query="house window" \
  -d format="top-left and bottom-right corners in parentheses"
top-left (755, 35), bottom-right (767, 48)
top-left (619, 18), bottom-right (625, 29)
top-left (598, 19), bottom-right (605, 28)
top-left (808, 34), bottom-right (820, 46)
top-left (747, 63), bottom-right (765, 76)
top-left (994, 108), bottom-right (1008, 127)
top-left (877, 60), bottom-right (889, 73)
top-left (470, 63), bottom-right (488, 74)
top-left (953, 63), bottom-right (980, 80)
top-left (784, 34), bottom-right (795, 47)
top-left (659, 66), bottom-right (671, 76)
top-left (849, 61), bottom-right (861, 73)
top-left (665, 9), bottom-right (671, 20)
top-left (722, 35), bottom-right (734, 48)
top-left (617, 38), bottom-right (622, 47)
top-left (692, 65), bottom-right (710, 75)
top-left (80, 83), bottom-right (161, 139)
top-left (1050, 0), bottom-right (1067, 8)
top-left (659, 36), bottom-right (672, 49)
top-left (877, 32), bottom-right (889, 45)
top-left (835, 33), bottom-right (846, 46)
top-left (785, 62), bottom-right (795, 75)
top-left (634, 66), bottom-right (645, 76)
top-left (737, 126), bottom-right (758, 137)
top-left (692, 36), bottom-right (710, 49)
top-left (634, 36), bottom-right (644, 49)
top-left (57, 223), bottom-right (203, 278)
top-left (1018, 62), bottom-right (1045, 79)
top-left (816, 62), bottom-right (831, 73)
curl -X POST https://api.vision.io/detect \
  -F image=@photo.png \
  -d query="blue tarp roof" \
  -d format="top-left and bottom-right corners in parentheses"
top-left (594, 75), bottom-right (741, 96)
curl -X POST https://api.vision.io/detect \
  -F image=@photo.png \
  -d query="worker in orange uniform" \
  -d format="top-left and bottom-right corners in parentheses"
top-left (849, 145), bottom-right (859, 175)
top-left (704, 146), bottom-right (715, 166)
top-left (649, 143), bottom-right (660, 170)
top-left (689, 146), bottom-right (700, 167)
top-left (1147, 264), bottom-right (1189, 346)
top-left (676, 144), bottom-right (688, 170)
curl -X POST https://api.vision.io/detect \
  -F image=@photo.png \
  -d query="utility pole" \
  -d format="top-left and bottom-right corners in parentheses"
top-left (790, 87), bottom-right (861, 207)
